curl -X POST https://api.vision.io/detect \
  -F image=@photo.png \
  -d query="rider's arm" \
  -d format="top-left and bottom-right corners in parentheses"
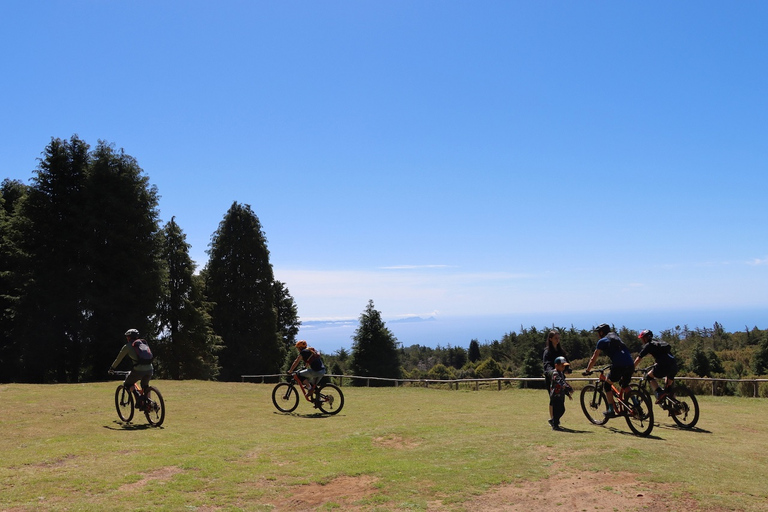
top-left (288, 355), bottom-right (302, 373)
top-left (633, 355), bottom-right (641, 368)
top-left (585, 349), bottom-right (601, 372)
top-left (109, 344), bottom-right (131, 371)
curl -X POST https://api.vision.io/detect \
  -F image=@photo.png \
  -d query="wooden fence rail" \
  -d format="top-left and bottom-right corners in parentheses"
top-left (241, 374), bottom-right (768, 397)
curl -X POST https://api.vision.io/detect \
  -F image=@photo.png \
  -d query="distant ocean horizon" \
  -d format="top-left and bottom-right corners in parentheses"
top-left (298, 308), bottom-right (767, 354)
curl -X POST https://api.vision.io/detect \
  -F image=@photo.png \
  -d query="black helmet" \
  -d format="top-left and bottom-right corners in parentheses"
top-left (594, 323), bottom-right (611, 336)
top-left (124, 328), bottom-right (140, 339)
top-left (638, 329), bottom-right (653, 340)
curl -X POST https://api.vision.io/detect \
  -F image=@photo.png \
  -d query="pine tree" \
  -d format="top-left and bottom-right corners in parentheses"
top-left (350, 300), bottom-right (401, 386)
top-left (156, 217), bottom-right (221, 379)
top-left (80, 141), bottom-right (164, 378)
top-left (468, 338), bottom-right (481, 363)
top-left (15, 136), bottom-right (91, 382)
top-left (0, 181), bottom-right (27, 382)
top-left (204, 202), bottom-right (285, 380)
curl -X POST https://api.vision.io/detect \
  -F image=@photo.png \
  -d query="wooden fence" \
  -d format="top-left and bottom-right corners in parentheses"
top-left (242, 374), bottom-right (768, 397)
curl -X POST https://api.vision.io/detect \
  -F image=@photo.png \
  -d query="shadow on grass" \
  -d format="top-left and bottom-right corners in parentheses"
top-left (272, 411), bottom-right (342, 419)
top-left (103, 421), bottom-right (159, 431)
top-left (654, 422), bottom-right (712, 434)
top-left (553, 426), bottom-right (592, 434)
top-left (604, 425), bottom-right (664, 440)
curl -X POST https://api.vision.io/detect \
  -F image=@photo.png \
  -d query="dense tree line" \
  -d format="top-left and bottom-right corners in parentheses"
top-left (323, 322), bottom-right (768, 397)
top-left (0, 136), bottom-right (300, 383)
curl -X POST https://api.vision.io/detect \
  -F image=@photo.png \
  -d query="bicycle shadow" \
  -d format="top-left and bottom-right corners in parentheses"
top-left (273, 411), bottom-right (340, 419)
top-left (103, 421), bottom-right (158, 431)
top-left (602, 425), bottom-right (664, 440)
top-left (654, 422), bottom-right (711, 434)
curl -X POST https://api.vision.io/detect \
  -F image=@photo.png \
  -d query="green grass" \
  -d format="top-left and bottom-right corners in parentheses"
top-left (1, 381), bottom-right (767, 511)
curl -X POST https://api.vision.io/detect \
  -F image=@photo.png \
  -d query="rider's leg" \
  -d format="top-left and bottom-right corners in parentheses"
top-left (646, 369), bottom-right (660, 394)
top-left (604, 380), bottom-right (617, 411)
top-left (297, 369), bottom-right (312, 391)
top-left (665, 376), bottom-right (674, 394)
top-left (123, 371), bottom-right (140, 400)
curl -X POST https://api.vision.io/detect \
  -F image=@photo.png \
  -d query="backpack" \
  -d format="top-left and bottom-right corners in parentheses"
top-left (131, 339), bottom-right (154, 363)
top-left (652, 340), bottom-right (672, 356)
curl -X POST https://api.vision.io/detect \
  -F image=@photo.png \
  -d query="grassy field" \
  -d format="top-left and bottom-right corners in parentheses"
top-left (1, 380), bottom-right (767, 511)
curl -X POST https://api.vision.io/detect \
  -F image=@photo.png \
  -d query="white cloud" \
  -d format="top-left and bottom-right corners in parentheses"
top-left (748, 256), bottom-right (768, 266)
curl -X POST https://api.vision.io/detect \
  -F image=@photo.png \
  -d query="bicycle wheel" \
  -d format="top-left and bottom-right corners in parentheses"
top-left (669, 385), bottom-right (700, 429)
top-left (143, 386), bottom-right (165, 427)
top-left (580, 384), bottom-right (609, 425)
top-left (114, 385), bottom-right (134, 422)
top-left (272, 383), bottom-right (300, 413)
top-left (316, 383), bottom-right (344, 415)
top-left (624, 389), bottom-right (654, 437)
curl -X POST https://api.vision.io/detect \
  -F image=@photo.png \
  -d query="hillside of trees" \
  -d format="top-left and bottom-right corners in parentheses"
top-left (2, 136), bottom-right (766, 394)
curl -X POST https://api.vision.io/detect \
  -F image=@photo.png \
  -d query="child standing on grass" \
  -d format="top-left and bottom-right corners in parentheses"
top-left (549, 356), bottom-right (573, 430)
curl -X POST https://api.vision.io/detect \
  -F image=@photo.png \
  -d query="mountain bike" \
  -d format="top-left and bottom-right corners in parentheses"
top-left (637, 365), bottom-right (699, 429)
top-left (272, 372), bottom-right (344, 415)
top-left (580, 365), bottom-right (654, 436)
top-left (109, 370), bottom-right (166, 427)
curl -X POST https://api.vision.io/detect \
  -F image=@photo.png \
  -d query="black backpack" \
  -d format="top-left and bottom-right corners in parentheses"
top-left (651, 340), bottom-right (672, 356)
top-left (131, 339), bottom-right (154, 363)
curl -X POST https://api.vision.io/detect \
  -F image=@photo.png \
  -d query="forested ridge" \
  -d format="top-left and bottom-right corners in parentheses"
top-left (2, 136), bottom-right (766, 391)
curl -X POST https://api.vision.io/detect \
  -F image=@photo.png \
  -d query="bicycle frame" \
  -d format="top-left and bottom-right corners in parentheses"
top-left (288, 372), bottom-right (318, 402)
top-left (590, 365), bottom-right (631, 413)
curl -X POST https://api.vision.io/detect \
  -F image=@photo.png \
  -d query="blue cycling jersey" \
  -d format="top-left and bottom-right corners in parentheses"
top-left (596, 333), bottom-right (633, 367)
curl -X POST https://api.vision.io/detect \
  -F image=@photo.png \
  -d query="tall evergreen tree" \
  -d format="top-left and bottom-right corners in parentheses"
top-left (15, 136), bottom-right (91, 382)
top-left (204, 202), bottom-right (285, 380)
top-left (80, 141), bottom-right (164, 378)
top-left (156, 218), bottom-right (221, 380)
top-left (0, 181), bottom-right (27, 382)
top-left (350, 299), bottom-right (401, 386)
top-left (468, 338), bottom-right (481, 363)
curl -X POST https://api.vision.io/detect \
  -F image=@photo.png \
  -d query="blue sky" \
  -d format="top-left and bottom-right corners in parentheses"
top-left (2, 2), bottom-right (767, 352)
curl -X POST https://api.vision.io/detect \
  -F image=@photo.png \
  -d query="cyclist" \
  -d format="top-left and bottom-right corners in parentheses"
top-left (633, 329), bottom-right (678, 403)
top-left (109, 329), bottom-right (154, 409)
top-left (288, 340), bottom-right (326, 399)
top-left (543, 330), bottom-right (570, 427)
top-left (584, 323), bottom-right (634, 418)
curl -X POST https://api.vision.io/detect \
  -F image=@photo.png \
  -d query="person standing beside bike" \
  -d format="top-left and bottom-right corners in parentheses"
top-left (549, 356), bottom-right (573, 430)
top-left (109, 329), bottom-right (154, 409)
top-left (543, 330), bottom-right (570, 427)
top-left (584, 323), bottom-right (634, 418)
top-left (633, 329), bottom-right (678, 403)
top-left (288, 340), bottom-right (326, 398)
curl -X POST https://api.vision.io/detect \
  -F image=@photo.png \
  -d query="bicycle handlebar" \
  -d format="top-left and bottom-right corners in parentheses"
top-left (582, 364), bottom-right (612, 376)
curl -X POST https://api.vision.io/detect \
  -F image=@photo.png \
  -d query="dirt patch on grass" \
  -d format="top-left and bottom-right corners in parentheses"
top-left (372, 434), bottom-right (420, 449)
top-left (118, 466), bottom-right (183, 491)
top-left (273, 475), bottom-right (378, 511)
top-left (456, 470), bottom-right (710, 512)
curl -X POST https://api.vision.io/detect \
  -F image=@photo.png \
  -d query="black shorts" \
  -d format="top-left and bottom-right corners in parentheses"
top-left (608, 365), bottom-right (634, 388)
top-left (652, 361), bottom-right (678, 380)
